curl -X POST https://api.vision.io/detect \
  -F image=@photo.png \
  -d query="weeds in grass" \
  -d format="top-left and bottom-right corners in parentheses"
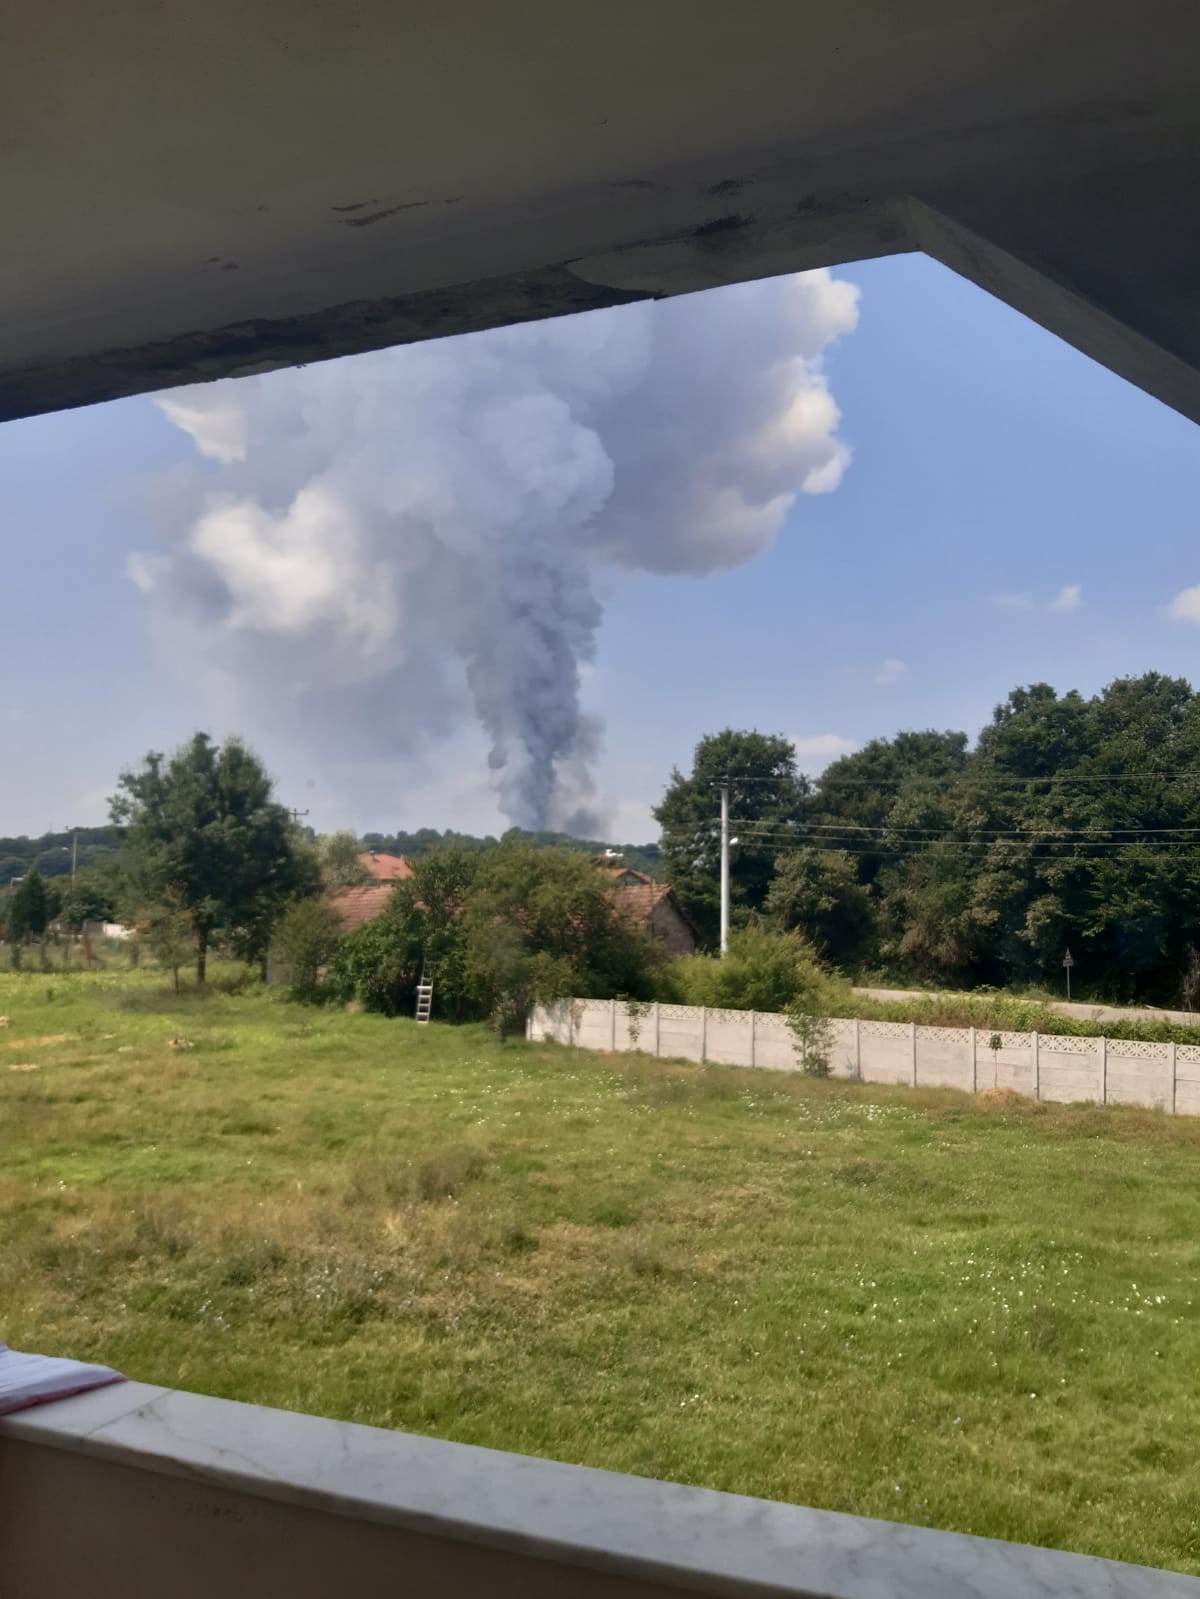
top-left (415, 1145), bottom-right (487, 1201)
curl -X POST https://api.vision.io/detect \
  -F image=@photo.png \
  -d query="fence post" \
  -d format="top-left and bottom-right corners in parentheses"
top-left (700, 1006), bottom-right (708, 1063)
top-left (1170, 1041), bottom-right (1178, 1115)
top-left (910, 1022), bottom-right (918, 1086)
top-left (749, 1010), bottom-right (757, 1068)
top-left (854, 1018), bottom-right (862, 1081)
top-left (653, 1001), bottom-right (661, 1057)
top-left (610, 998), bottom-right (618, 1051)
top-left (1031, 1031), bottom-right (1039, 1101)
top-left (969, 1026), bottom-right (977, 1095)
top-left (1099, 1035), bottom-right (1107, 1105)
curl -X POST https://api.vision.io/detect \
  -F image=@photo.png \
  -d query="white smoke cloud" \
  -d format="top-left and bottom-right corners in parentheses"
top-left (1050, 584), bottom-right (1082, 613)
top-left (135, 270), bottom-right (859, 831)
top-left (874, 657), bottom-right (909, 686)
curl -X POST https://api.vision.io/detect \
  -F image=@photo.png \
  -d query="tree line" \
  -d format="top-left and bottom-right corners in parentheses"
top-left (0, 826), bottom-right (121, 888)
top-left (657, 674), bottom-right (1200, 1003)
top-left (359, 827), bottom-right (660, 879)
top-left (11, 672), bottom-right (1200, 1008)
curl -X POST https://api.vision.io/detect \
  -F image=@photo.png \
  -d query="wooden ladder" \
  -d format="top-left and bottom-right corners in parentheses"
top-left (415, 981), bottom-right (434, 1025)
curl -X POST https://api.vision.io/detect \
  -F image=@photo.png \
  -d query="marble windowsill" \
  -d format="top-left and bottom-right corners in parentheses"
top-left (3, 1381), bottom-right (1198, 1599)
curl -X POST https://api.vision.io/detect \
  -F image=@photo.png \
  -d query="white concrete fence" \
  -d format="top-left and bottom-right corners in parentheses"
top-left (530, 999), bottom-right (1200, 1116)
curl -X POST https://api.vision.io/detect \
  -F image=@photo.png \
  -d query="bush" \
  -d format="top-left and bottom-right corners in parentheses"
top-left (330, 843), bottom-right (666, 1029)
top-left (667, 925), bottom-right (849, 1014)
top-left (137, 892), bottom-right (195, 992)
top-left (667, 926), bottom-right (846, 1075)
top-left (270, 896), bottom-right (343, 998)
top-left (328, 894), bottom-right (421, 1016)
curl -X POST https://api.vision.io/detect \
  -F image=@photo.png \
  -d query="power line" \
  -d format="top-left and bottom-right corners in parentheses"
top-left (679, 832), bottom-right (1200, 855)
top-left (729, 832), bottom-right (1200, 853)
top-left (718, 839), bottom-right (1200, 864)
top-left (727, 771), bottom-right (1200, 786)
top-left (729, 825), bottom-right (1200, 850)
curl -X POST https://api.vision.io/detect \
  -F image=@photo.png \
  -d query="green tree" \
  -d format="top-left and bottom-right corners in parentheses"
top-left (5, 868), bottom-right (49, 946)
top-left (778, 674), bottom-right (1200, 998)
top-left (655, 730), bottom-right (804, 945)
top-left (21, 867), bottom-right (48, 939)
top-left (811, 730), bottom-right (969, 886)
top-left (764, 846), bottom-right (873, 963)
top-left (5, 881), bottom-right (31, 949)
top-left (271, 895), bottom-right (344, 996)
top-left (334, 843), bottom-right (662, 1029)
top-left (110, 733), bottom-right (313, 982)
top-left (461, 843), bottom-right (662, 1032)
top-left (318, 830), bottom-right (372, 887)
top-left (403, 848), bottom-right (480, 1020)
top-left (60, 863), bottom-right (122, 931)
top-left (139, 891), bottom-right (194, 992)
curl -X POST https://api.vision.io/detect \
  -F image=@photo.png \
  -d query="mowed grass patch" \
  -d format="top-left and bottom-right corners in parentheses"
top-left (3, 971), bottom-right (1200, 1574)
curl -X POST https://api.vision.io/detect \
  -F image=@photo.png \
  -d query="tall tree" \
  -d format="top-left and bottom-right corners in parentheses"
top-left (110, 733), bottom-right (313, 981)
top-left (318, 830), bottom-right (372, 887)
top-left (5, 867), bottom-right (48, 947)
top-left (21, 867), bottom-right (48, 939)
top-left (462, 842), bottom-right (660, 1029)
top-left (60, 862), bottom-right (122, 931)
top-left (655, 730), bottom-right (804, 945)
top-left (764, 847), bottom-right (873, 963)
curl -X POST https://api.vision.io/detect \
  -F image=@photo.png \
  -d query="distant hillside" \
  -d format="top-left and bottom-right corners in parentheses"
top-left (0, 825), bottom-right (124, 885)
top-left (360, 827), bottom-right (662, 878)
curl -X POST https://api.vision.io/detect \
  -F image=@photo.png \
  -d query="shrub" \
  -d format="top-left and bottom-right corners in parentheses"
top-left (667, 926), bottom-right (849, 1015)
top-left (271, 896), bottom-right (344, 998)
top-left (667, 926), bottom-right (846, 1075)
top-left (328, 894), bottom-right (421, 1016)
top-left (137, 891), bottom-right (195, 992)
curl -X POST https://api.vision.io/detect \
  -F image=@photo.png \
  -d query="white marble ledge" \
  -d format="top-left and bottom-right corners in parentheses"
top-left (3, 1380), bottom-right (1198, 1598)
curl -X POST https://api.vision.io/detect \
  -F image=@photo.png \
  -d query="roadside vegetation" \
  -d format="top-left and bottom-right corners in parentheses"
top-left (4, 969), bottom-right (1200, 1575)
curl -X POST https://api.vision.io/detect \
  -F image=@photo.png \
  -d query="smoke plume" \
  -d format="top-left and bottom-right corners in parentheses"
top-left (134, 270), bottom-right (859, 830)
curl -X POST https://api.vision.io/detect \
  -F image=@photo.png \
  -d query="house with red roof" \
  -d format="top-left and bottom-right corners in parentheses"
top-left (360, 851), bottom-right (413, 883)
top-left (596, 862), bottom-right (696, 957)
top-left (327, 852), bottom-right (413, 933)
top-left (327, 849), bottom-right (694, 955)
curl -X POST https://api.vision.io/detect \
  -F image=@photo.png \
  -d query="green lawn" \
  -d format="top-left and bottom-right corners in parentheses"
top-left (3, 969), bottom-right (1200, 1574)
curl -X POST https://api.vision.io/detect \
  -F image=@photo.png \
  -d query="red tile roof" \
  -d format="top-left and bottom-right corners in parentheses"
top-left (360, 851), bottom-right (413, 882)
top-left (597, 864), bottom-right (653, 886)
top-left (328, 883), bottom-right (397, 933)
top-left (611, 878), bottom-right (676, 926)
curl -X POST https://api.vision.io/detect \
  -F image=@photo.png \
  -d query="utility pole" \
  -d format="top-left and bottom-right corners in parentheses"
top-left (719, 778), bottom-right (730, 957)
top-left (288, 808), bottom-right (310, 827)
top-left (70, 827), bottom-right (78, 881)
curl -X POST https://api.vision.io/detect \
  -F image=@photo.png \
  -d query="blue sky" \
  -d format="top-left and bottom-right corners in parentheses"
top-left (3, 253), bottom-right (1199, 841)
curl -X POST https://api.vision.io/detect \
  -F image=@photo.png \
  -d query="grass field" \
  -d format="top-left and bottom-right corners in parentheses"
top-left (4, 969), bottom-right (1200, 1575)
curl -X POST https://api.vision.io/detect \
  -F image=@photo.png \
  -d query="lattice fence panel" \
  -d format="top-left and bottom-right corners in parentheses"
top-left (1107, 1038), bottom-right (1171, 1062)
top-left (860, 1020), bottom-right (912, 1039)
top-left (1039, 1034), bottom-right (1096, 1056)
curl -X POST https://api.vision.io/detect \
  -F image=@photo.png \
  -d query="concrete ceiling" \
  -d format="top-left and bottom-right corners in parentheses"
top-left (4, 1), bottom-right (1199, 423)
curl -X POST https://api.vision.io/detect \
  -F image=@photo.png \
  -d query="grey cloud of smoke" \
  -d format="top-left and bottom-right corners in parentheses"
top-left (134, 270), bottom-right (859, 831)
